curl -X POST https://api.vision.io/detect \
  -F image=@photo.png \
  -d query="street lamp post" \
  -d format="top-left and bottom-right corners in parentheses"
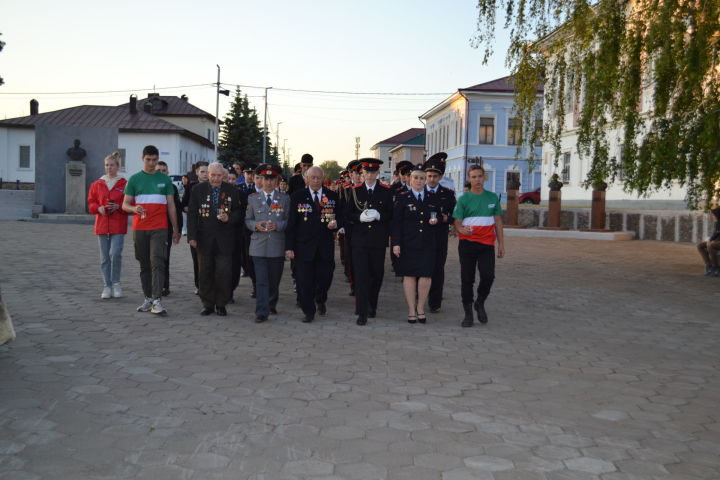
top-left (275, 122), bottom-right (282, 164)
top-left (262, 87), bottom-right (273, 163)
top-left (214, 65), bottom-right (230, 161)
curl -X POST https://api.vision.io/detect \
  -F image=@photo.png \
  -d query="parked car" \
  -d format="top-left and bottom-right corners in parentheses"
top-left (519, 188), bottom-right (541, 204)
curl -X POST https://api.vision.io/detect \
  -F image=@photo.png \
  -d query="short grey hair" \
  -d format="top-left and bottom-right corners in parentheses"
top-left (208, 162), bottom-right (225, 173)
top-left (304, 165), bottom-right (324, 178)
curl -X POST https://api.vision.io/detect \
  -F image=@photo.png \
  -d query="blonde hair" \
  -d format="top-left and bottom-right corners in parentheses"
top-left (105, 151), bottom-right (122, 166)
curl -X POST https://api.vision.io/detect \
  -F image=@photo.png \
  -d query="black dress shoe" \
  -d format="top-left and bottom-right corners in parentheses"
top-left (429, 307), bottom-right (440, 314)
top-left (270, 307), bottom-right (278, 315)
top-left (302, 314), bottom-right (314, 323)
top-left (216, 306), bottom-right (227, 316)
top-left (474, 301), bottom-right (489, 324)
top-left (368, 310), bottom-right (376, 318)
top-left (317, 303), bottom-right (327, 316)
top-left (356, 316), bottom-right (367, 326)
top-left (255, 315), bottom-right (267, 323)
top-left (200, 307), bottom-right (214, 316)
top-left (161, 288), bottom-right (171, 296)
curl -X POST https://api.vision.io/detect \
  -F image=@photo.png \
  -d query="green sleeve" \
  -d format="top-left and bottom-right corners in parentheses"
top-left (452, 195), bottom-right (465, 219)
top-left (165, 175), bottom-right (174, 195)
top-left (124, 176), bottom-right (136, 196)
top-left (494, 194), bottom-right (503, 215)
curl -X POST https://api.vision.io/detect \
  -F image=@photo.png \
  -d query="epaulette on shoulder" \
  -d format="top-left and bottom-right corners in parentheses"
top-left (352, 184), bottom-right (363, 189)
top-left (378, 183), bottom-right (391, 189)
top-left (397, 189), bottom-right (411, 197)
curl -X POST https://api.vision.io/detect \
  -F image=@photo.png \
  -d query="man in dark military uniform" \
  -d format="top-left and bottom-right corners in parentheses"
top-left (187, 163), bottom-right (243, 316)
top-left (237, 164), bottom-right (260, 297)
top-left (391, 160), bottom-right (413, 194)
top-left (344, 158), bottom-right (393, 325)
top-left (181, 161), bottom-right (209, 294)
top-left (288, 153), bottom-right (314, 195)
top-left (338, 160), bottom-right (362, 296)
top-left (423, 152), bottom-right (456, 313)
top-left (285, 166), bottom-right (343, 323)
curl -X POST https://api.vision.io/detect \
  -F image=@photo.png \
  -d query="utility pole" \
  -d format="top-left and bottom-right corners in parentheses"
top-left (262, 87), bottom-right (272, 163)
top-left (215, 65), bottom-right (220, 159)
top-left (354, 137), bottom-right (361, 160)
top-left (214, 65), bottom-right (230, 161)
top-left (275, 122), bottom-right (282, 164)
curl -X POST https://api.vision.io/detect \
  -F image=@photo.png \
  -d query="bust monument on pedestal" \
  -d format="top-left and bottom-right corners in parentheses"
top-left (65, 139), bottom-right (87, 214)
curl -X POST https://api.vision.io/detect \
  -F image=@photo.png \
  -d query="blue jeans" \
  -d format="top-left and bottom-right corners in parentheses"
top-left (98, 234), bottom-right (125, 286)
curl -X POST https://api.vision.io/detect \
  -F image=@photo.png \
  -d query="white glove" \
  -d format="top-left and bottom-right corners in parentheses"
top-left (360, 210), bottom-right (373, 223)
top-left (338, 227), bottom-right (345, 234)
top-left (367, 209), bottom-right (380, 221)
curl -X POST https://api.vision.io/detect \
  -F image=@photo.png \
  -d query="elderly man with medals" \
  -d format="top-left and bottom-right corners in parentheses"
top-left (245, 164), bottom-right (290, 323)
top-left (285, 166), bottom-right (343, 323)
top-left (344, 158), bottom-right (393, 325)
top-left (187, 162), bottom-right (242, 316)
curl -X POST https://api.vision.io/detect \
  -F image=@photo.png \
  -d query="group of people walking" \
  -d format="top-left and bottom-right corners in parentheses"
top-left (88, 145), bottom-right (506, 327)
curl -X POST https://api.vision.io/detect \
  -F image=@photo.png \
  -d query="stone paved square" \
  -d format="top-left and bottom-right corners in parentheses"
top-left (1, 221), bottom-right (718, 479)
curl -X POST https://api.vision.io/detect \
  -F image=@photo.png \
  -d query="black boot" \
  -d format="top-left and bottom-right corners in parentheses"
top-left (462, 303), bottom-right (474, 327)
top-left (474, 300), bottom-right (488, 324)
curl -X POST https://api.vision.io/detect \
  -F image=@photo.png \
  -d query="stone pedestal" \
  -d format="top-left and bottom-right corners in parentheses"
top-left (504, 189), bottom-right (526, 228)
top-left (65, 161), bottom-right (86, 214)
top-left (582, 189), bottom-right (612, 232)
top-left (539, 190), bottom-right (568, 230)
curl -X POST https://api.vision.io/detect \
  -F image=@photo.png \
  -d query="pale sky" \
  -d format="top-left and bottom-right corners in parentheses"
top-left (1, 0), bottom-right (511, 165)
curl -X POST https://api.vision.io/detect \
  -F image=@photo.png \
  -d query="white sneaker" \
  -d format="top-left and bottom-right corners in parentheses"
top-left (150, 299), bottom-right (167, 315)
top-left (101, 287), bottom-right (112, 299)
top-left (137, 298), bottom-right (153, 312)
top-left (112, 283), bottom-right (123, 298)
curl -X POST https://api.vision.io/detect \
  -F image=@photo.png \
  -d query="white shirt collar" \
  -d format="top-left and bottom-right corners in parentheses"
top-left (309, 186), bottom-right (323, 198)
top-left (365, 181), bottom-right (377, 191)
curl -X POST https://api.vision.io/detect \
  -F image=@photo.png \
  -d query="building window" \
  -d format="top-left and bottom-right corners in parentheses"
top-left (18, 145), bottom-right (30, 169)
top-left (562, 152), bottom-right (571, 184)
top-left (117, 148), bottom-right (126, 172)
top-left (534, 118), bottom-right (543, 147)
top-left (616, 144), bottom-right (625, 181)
top-left (479, 117), bottom-right (494, 145)
top-left (507, 117), bottom-right (522, 145)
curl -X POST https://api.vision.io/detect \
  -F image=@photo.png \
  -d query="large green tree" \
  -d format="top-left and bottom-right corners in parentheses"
top-left (319, 160), bottom-right (342, 180)
top-left (474, 0), bottom-right (720, 207)
top-left (218, 87), bottom-right (278, 167)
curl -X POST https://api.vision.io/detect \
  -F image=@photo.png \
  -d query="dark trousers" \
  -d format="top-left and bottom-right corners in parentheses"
top-left (163, 230), bottom-right (173, 291)
top-left (342, 233), bottom-right (354, 288)
top-left (352, 246), bottom-right (385, 317)
top-left (231, 232), bottom-right (244, 292)
top-left (190, 245), bottom-right (199, 288)
top-left (242, 232), bottom-right (256, 290)
top-left (252, 256), bottom-right (284, 317)
top-left (198, 240), bottom-right (233, 309)
top-left (133, 229), bottom-right (167, 299)
top-left (296, 253), bottom-right (335, 316)
top-left (428, 244), bottom-right (449, 310)
top-left (459, 239), bottom-right (495, 305)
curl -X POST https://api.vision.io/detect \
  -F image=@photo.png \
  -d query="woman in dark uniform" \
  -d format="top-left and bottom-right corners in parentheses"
top-left (392, 167), bottom-right (439, 324)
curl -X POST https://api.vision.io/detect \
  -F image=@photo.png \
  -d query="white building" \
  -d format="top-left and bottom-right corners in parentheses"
top-left (0, 95), bottom-right (216, 183)
top-left (370, 128), bottom-right (426, 178)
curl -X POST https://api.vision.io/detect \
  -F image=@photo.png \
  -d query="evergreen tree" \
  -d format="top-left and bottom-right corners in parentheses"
top-left (218, 87), bottom-right (264, 167)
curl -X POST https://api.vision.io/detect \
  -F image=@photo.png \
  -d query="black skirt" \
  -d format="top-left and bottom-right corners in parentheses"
top-left (398, 246), bottom-right (436, 277)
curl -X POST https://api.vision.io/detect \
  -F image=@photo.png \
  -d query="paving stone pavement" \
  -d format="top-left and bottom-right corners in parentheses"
top-left (1, 220), bottom-right (719, 480)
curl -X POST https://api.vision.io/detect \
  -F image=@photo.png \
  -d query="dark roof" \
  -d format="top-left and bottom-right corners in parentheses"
top-left (0, 105), bottom-right (214, 148)
top-left (373, 128), bottom-right (426, 148)
top-left (462, 75), bottom-right (544, 94)
top-left (119, 94), bottom-right (216, 121)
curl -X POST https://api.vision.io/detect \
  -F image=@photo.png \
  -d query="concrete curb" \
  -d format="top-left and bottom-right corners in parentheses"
top-left (505, 228), bottom-right (635, 241)
top-left (0, 285), bottom-right (16, 346)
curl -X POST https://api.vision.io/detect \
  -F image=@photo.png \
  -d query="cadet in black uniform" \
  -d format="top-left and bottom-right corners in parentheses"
top-left (338, 160), bottom-right (362, 295)
top-left (423, 153), bottom-right (456, 313)
top-left (344, 158), bottom-right (393, 325)
top-left (288, 153), bottom-right (313, 195)
top-left (392, 166), bottom-right (440, 324)
top-left (238, 165), bottom-right (259, 297)
top-left (285, 166), bottom-right (343, 323)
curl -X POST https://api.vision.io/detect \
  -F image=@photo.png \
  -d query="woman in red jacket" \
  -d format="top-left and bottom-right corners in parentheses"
top-left (87, 152), bottom-right (129, 299)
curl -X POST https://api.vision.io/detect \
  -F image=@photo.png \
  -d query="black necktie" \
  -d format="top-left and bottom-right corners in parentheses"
top-left (367, 188), bottom-right (373, 201)
top-left (266, 194), bottom-right (272, 206)
top-left (313, 191), bottom-right (320, 209)
top-left (417, 193), bottom-right (422, 203)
